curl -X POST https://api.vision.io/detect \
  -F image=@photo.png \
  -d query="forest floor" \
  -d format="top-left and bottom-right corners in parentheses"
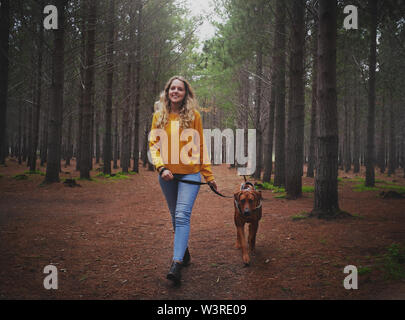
top-left (0, 158), bottom-right (404, 300)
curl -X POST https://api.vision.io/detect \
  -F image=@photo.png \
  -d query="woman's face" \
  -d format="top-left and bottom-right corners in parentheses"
top-left (168, 79), bottom-right (186, 107)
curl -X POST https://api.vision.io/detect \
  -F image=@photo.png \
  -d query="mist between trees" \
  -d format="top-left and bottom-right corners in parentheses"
top-left (0, 0), bottom-right (404, 218)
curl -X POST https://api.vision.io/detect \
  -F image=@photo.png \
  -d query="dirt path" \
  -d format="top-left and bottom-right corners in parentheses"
top-left (0, 159), bottom-right (404, 299)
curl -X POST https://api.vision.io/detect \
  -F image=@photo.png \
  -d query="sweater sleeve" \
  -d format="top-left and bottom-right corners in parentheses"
top-left (149, 112), bottom-right (165, 170)
top-left (195, 111), bottom-right (215, 182)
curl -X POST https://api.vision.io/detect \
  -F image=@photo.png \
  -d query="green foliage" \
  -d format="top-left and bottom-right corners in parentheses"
top-left (378, 184), bottom-right (405, 193)
top-left (13, 174), bottom-right (28, 180)
top-left (382, 244), bottom-right (405, 280)
top-left (352, 184), bottom-right (380, 192)
top-left (302, 186), bottom-right (314, 193)
top-left (95, 172), bottom-right (130, 180)
top-left (291, 211), bottom-right (309, 221)
top-left (260, 181), bottom-right (285, 193)
top-left (24, 170), bottom-right (45, 176)
top-left (358, 266), bottom-right (372, 276)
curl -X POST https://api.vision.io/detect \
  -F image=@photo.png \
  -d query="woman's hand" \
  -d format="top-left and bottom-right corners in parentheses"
top-left (208, 180), bottom-right (218, 191)
top-left (161, 169), bottom-right (174, 181)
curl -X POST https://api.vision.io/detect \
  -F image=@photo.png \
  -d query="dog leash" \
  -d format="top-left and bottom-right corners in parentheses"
top-left (173, 177), bottom-right (233, 198)
top-left (159, 167), bottom-right (233, 198)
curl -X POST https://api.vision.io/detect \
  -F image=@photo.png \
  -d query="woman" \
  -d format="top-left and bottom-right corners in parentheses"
top-left (149, 76), bottom-right (217, 286)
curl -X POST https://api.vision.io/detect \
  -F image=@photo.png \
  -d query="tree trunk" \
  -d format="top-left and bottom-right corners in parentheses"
top-left (387, 89), bottom-right (396, 176)
top-left (262, 64), bottom-right (276, 182)
top-left (65, 114), bottom-right (72, 166)
top-left (113, 104), bottom-right (119, 169)
top-left (80, 0), bottom-right (97, 179)
top-left (76, 0), bottom-right (86, 172)
top-left (377, 95), bottom-right (386, 173)
top-left (307, 21), bottom-right (318, 178)
top-left (0, 0), bottom-right (10, 164)
top-left (353, 83), bottom-right (360, 173)
top-left (365, 0), bottom-right (377, 187)
top-left (273, 0), bottom-right (286, 187)
top-left (253, 43), bottom-right (263, 180)
top-left (286, 0), bottom-right (305, 199)
top-left (121, 62), bottom-right (132, 173)
top-left (103, 0), bottom-right (115, 175)
top-left (29, 1), bottom-right (44, 172)
top-left (311, 0), bottom-right (342, 218)
top-left (45, 0), bottom-right (67, 183)
top-left (132, 0), bottom-right (142, 173)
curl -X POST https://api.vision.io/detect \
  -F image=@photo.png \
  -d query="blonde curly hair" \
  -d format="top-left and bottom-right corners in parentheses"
top-left (154, 76), bottom-right (199, 129)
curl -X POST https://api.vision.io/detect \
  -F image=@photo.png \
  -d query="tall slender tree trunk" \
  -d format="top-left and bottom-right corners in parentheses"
top-left (113, 104), bottom-right (119, 169)
top-left (286, 0), bottom-right (305, 199)
top-left (18, 105), bottom-right (22, 164)
top-left (45, 0), bottom-right (67, 183)
top-left (121, 62), bottom-right (132, 173)
top-left (80, 0), bottom-right (97, 179)
top-left (307, 21), bottom-right (318, 178)
top-left (387, 89), bottom-right (396, 176)
top-left (377, 94), bottom-right (386, 173)
top-left (312, 0), bottom-right (343, 218)
top-left (273, 0), bottom-right (286, 187)
top-left (103, 0), bottom-right (115, 175)
top-left (30, 10), bottom-right (44, 172)
top-left (263, 65), bottom-right (276, 182)
top-left (132, 0), bottom-right (142, 173)
top-left (0, 0), bottom-right (10, 164)
top-left (66, 114), bottom-right (72, 166)
top-left (365, 0), bottom-right (377, 187)
top-left (76, 0), bottom-right (86, 172)
top-left (40, 90), bottom-right (50, 166)
top-left (353, 82), bottom-right (360, 173)
top-left (253, 44), bottom-right (263, 179)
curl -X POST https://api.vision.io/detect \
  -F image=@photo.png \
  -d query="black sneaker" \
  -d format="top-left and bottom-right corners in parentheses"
top-left (167, 261), bottom-right (182, 285)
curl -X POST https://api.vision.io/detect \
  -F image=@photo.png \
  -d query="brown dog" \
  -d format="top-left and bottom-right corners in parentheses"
top-left (234, 182), bottom-right (262, 266)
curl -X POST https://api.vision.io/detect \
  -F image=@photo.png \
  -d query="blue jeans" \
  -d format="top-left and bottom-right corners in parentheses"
top-left (159, 172), bottom-right (201, 262)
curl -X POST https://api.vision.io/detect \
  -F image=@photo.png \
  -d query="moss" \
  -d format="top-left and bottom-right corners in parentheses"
top-left (302, 185), bottom-right (314, 193)
top-left (13, 174), bottom-right (28, 180)
top-left (24, 170), bottom-right (45, 176)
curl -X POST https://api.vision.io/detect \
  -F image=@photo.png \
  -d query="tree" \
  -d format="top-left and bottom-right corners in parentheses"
top-left (307, 18), bottom-right (318, 178)
top-left (80, 0), bottom-right (97, 179)
top-left (132, 0), bottom-right (142, 173)
top-left (29, 0), bottom-right (45, 172)
top-left (285, 0), bottom-right (305, 199)
top-left (273, 0), bottom-right (287, 187)
top-left (103, 0), bottom-right (115, 175)
top-left (311, 0), bottom-right (344, 218)
top-left (365, 0), bottom-right (378, 187)
top-left (45, 0), bottom-right (67, 183)
top-left (0, 0), bottom-right (11, 164)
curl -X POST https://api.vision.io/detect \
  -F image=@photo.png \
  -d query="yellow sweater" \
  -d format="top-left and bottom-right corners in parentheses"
top-left (149, 110), bottom-right (215, 182)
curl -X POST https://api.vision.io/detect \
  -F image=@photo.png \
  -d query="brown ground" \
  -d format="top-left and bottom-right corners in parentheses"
top-left (0, 158), bottom-right (404, 300)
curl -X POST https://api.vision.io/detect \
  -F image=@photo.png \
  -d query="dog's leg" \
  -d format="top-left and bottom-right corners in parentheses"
top-left (248, 221), bottom-right (259, 253)
top-left (234, 214), bottom-right (242, 249)
top-left (237, 225), bottom-right (250, 265)
top-left (235, 228), bottom-right (242, 249)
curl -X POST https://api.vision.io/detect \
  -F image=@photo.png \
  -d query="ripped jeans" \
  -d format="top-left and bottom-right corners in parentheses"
top-left (159, 172), bottom-right (201, 262)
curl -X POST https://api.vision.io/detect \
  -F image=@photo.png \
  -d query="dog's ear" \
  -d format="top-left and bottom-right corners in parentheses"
top-left (253, 190), bottom-right (262, 203)
top-left (234, 191), bottom-right (242, 202)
